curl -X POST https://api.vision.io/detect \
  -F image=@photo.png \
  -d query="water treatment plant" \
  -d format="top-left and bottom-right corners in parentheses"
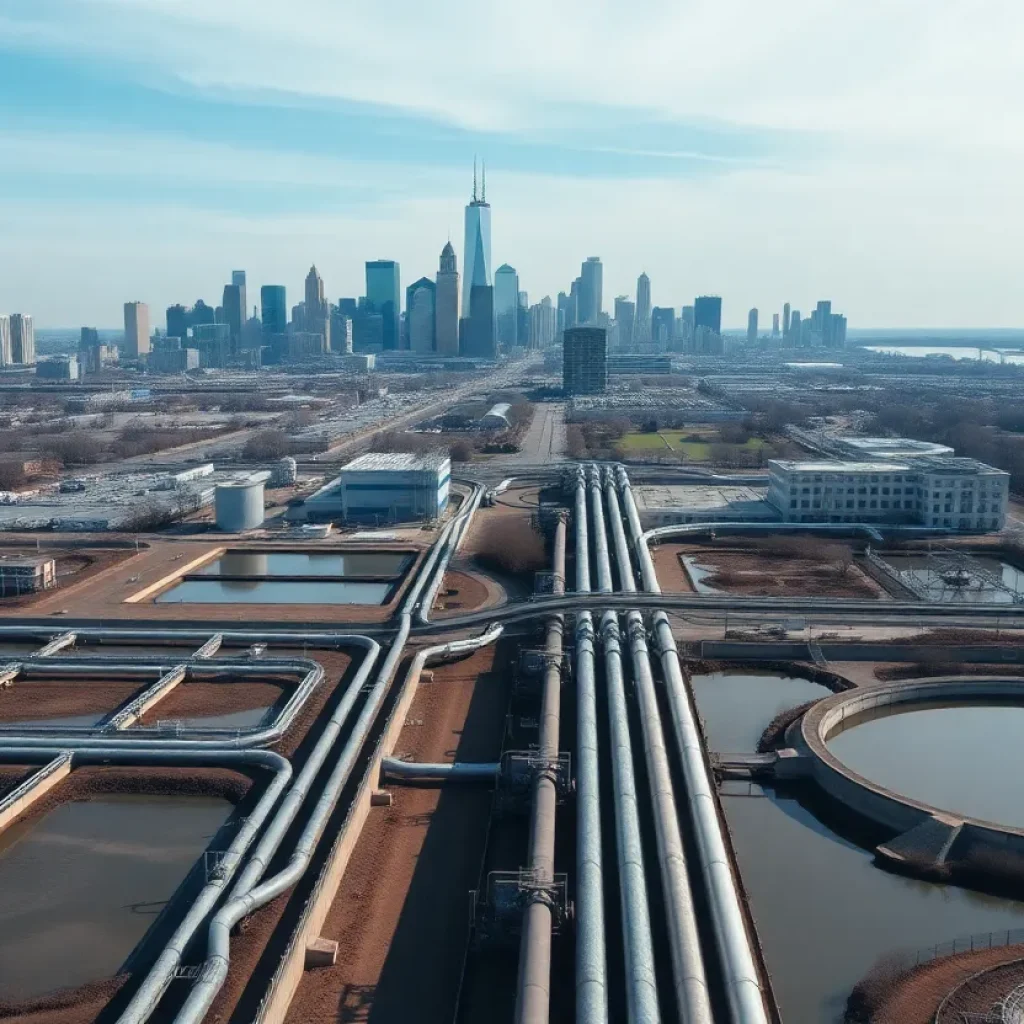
top-left (4, 446), bottom-right (1024, 1024)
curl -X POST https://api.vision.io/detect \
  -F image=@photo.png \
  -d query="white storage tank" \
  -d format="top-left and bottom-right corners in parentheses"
top-left (215, 479), bottom-right (265, 531)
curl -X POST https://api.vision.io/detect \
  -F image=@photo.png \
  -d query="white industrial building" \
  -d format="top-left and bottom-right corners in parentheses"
top-left (304, 452), bottom-right (450, 524)
top-left (767, 457), bottom-right (1009, 531)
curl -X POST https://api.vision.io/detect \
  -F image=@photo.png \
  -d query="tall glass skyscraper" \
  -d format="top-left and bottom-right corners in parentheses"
top-left (366, 260), bottom-right (401, 350)
top-left (494, 264), bottom-right (519, 347)
top-left (578, 257), bottom-right (603, 324)
top-left (461, 163), bottom-right (492, 320)
top-left (261, 285), bottom-right (287, 338)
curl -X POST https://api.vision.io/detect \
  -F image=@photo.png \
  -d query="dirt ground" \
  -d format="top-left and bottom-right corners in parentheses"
top-left (138, 678), bottom-right (290, 725)
top-left (434, 569), bottom-right (504, 616)
top-left (0, 765), bottom-right (34, 798)
top-left (871, 943), bottom-right (1024, 1023)
top-left (0, 679), bottom-right (147, 723)
top-left (284, 642), bottom-right (509, 1024)
top-left (0, 549), bottom-right (136, 611)
top-left (653, 542), bottom-right (885, 599)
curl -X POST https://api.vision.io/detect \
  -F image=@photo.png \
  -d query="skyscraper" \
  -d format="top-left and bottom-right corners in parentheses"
top-left (222, 283), bottom-right (244, 353)
top-left (463, 285), bottom-right (495, 359)
top-left (9, 314), bottom-right (35, 364)
top-left (563, 327), bottom-right (607, 395)
top-left (772, 313), bottom-right (780, 338)
top-left (694, 296), bottom-right (722, 335)
top-left (366, 260), bottom-right (400, 350)
top-left (494, 264), bottom-right (519, 347)
top-left (462, 162), bottom-right (492, 320)
top-left (435, 242), bottom-right (460, 356)
top-left (406, 277), bottom-right (436, 354)
top-left (636, 272), bottom-right (652, 342)
top-left (0, 316), bottom-right (10, 366)
top-left (123, 302), bottom-right (150, 358)
top-left (783, 302), bottom-right (791, 340)
top-left (680, 306), bottom-right (695, 346)
top-left (747, 308), bottom-right (759, 344)
top-left (166, 304), bottom-right (190, 343)
top-left (529, 296), bottom-right (557, 350)
top-left (261, 285), bottom-right (287, 339)
top-left (231, 271), bottom-right (247, 335)
top-left (192, 300), bottom-right (215, 328)
top-left (304, 265), bottom-right (331, 350)
top-left (790, 310), bottom-right (802, 347)
top-left (652, 307), bottom-right (676, 346)
top-left (578, 257), bottom-right (603, 324)
top-left (614, 296), bottom-right (635, 350)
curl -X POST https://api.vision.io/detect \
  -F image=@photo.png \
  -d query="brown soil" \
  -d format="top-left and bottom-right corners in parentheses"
top-left (0, 765), bottom-right (34, 798)
top-left (652, 543), bottom-right (696, 593)
top-left (0, 679), bottom-right (147, 723)
top-left (434, 569), bottom-right (501, 615)
top-left (138, 678), bottom-right (290, 725)
top-left (876, 663), bottom-right (1024, 681)
top-left (284, 642), bottom-right (509, 1024)
top-left (0, 549), bottom-right (137, 611)
top-left (869, 943), bottom-right (1024, 1024)
top-left (677, 546), bottom-right (884, 599)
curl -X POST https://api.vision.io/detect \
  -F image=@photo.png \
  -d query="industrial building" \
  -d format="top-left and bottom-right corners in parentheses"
top-left (632, 483), bottom-right (774, 528)
top-left (479, 402), bottom-right (511, 429)
top-left (563, 327), bottom-right (607, 395)
top-left (767, 457), bottom-right (1009, 531)
top-left (0, 555), bottom-right (56, 596)
top-left (303, 452), bottom-right (451, 524)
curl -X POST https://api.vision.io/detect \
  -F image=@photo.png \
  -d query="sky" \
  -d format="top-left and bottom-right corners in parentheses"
top-left (0, 0), bottom-right (1021, 330)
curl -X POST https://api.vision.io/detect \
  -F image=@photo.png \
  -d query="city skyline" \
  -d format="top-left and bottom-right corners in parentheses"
top-left (0, 3), bottom-right (1020, 329)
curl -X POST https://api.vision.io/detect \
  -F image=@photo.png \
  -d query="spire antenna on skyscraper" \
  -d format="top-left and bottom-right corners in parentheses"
top-left (472, 157), bottom-right (478, 203)
top-left (481, 161), bottom-right (486, 202)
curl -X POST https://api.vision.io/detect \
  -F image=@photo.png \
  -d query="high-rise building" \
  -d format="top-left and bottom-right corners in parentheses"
top-left (772, 313), bottom-right (780, 338)
top-left (680, 305), bottom-right (695, 346)
top-left (166, 304), bottom-right (190, 343)
top-left (578, 257), bottom-right (603, 324)
top-left (783, 302), bottom-right (791, 340)
top-left (462, 162), bottom-right (492, 320)
top-left (652, 307), bottom-right (676, 346)
top-left (830, 313), bottom-right (848, 348)
top-left (79, 326), bottom-right (99, 349)
top-left (221, 284), bottom-right (244, 353)
top-left (123, 302), bottom-right (150, 358)
top-left (0, 315), bottom-right (10, 366)
top-left (563, 327), bottom-right (607, 395)
top-left (434, 242), bottom-right (460, 356)
top-left (231, 271), bottom-right (247, 336)
top-left (747, 308), bottom-right (759, 344)
top-left (192, 300), bottom-right (215, 328)
top-left (790, 310), bottom-right (802, 346)
top-left (614, 296), bottom-right (635, 350)
top-left (261, 285), bottom-right (287, 340)
top-left (405, 277), bottom-right (436, 354)
top-left (814, 300), bottom-right (833, 347)
top-left (694, 296), bottom-right (722, 336)
top-left (636, 272), bottom-right (652, 342)
top-left (462, 285), bottom-right (495, 359)
top-left (366, 260), bottom-right (400, 350)
top-left (494, 264), bottom-right (519, 347)
top-left (9, 314), bottom-right (35, 364)
top-left (304, 265), bottom-right (331, 351)
top-left (528, 296), bottom-right (557, 350)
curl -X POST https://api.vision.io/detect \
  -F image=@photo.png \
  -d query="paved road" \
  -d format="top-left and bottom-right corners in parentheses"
top-left (500, 402), bottom-right (566, 466)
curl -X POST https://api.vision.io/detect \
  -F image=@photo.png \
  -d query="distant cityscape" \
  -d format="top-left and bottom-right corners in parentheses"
top-left (1, 166), bottom-right (847, 382)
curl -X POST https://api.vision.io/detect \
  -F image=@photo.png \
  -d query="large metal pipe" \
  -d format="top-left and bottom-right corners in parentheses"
top-left (117, 641), bottom-right (380, 1024)
top-left (173, 620), bottom-right (503, 1024)
top-left (601, 613), bottom-right (661, 1023)
top-left (417, 482), bottom-right (484, 624)
top-left (381, 757), bottom-right (499, 780)
top-left (605, 471), bottom-right (713, 1023)
top-left (617, 467), bottom-right (768, 1024)
top-left (514, 513), bottom-right (566, 1024)
top-left (574, 470), bottom-right (608, 1024)
top-left (588, 466), bottom-right (613, 594)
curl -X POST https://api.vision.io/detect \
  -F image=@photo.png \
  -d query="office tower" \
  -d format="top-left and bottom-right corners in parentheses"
top-left (494, 264), bottom-right (519, 347)
top-left (462, 161), bottom-right (492, 319)
top-left (830, 313), bottom-right (848, 348)
top-left (652, 307), bottom-right (676, 346)
top-left (747, 308), bottom-right (759, 344)
top-left (614, 296), bottom-right (635, 350)
top-left (636, 272), bottom-right (652, 342)
top-left (261, 285), bottom-right (287, 339)
top-left (463, 284), bottom-right (495, 358)
top-left (529, 296), bottom-right (556, 349)
top-left (0, 315), bottom-right (10, 366)
top-left (231, 271), bottom-right (247, 334)
top-left (339, 297), bottom-right (359, 318)
top-left (304, 265), bottom-right (331, 350)
top-left (434, 242), bottom-right (460, 356)
top-left (568, 278), bottom-right (582, 328)
top-left (166, 304), bottom-right (190, 343)
top-left (191, 300), bottom-right (215, 328)
top-left (406, 277), bottom-right (436, 354)
top-left (9, 314), bottom-right (35, 364)
top-left (366, 260), bottom-right (400, 350)
top-left (221, 283), bottom-right (244, 353)
top-left (783, 302), bottom-right (791, 340)
top-left (814, 300), bottom-right (833, 347)
top-left (790, 310), bottom-right (802, 347)
top-left (123, 302), bottom-right (150, 358)
top-left (332, 312), bottom-right (354, 354)
top-left (772, 313), bottom-right (780, 338)
top-left (694, 296), bottom-right (722, 336)
top-left (578, 257), bottom-right (603, 324)
top-left (680, 305), bottom-right (695, 346)
top-left (518, 301), bottom-right (531, 348)
top-left (291, 302), bottom-right (306, 330)
top-left (79, 326), bottom-right (99, 349)
top-left (563, 327), bottom-right (607, 395)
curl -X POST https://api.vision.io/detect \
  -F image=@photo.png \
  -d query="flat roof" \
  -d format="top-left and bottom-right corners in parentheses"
top-left (769, 460), bottom-right (912, 473)
top-left (633, 483), bottom-right (773, 513)
top-left (837, 436), bottom-right (953, 455)
top-left (341, 452), bottom-right (450, 472)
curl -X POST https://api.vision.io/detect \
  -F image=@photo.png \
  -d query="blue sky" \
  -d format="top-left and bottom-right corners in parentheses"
top-left (0, 0), bottom-right (1021, 328)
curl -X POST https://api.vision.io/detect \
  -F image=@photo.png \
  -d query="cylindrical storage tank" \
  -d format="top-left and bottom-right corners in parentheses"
top-left (215, 480), bottom-right (265, 531)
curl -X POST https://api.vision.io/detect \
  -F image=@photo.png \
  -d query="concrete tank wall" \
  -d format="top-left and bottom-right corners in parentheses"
top-left (215, 481), bottom-right (265, 531)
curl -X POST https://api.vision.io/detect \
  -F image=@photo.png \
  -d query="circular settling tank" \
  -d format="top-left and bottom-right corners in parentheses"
top-left (827, 701), bottom-right (1024, 828)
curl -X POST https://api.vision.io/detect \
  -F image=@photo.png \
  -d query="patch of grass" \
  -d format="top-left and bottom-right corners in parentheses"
top-left (616, 429), bottom-right (768, 461)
